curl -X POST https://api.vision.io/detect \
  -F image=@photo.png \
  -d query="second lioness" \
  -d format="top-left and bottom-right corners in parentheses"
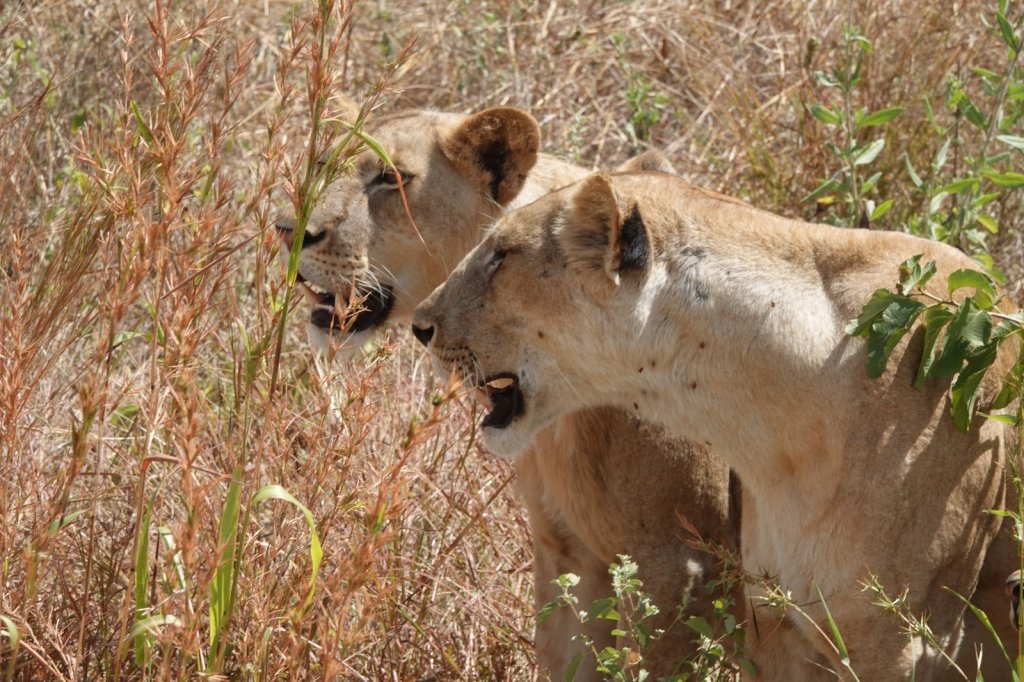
top-left (276, 107), bottom-right (738, 677)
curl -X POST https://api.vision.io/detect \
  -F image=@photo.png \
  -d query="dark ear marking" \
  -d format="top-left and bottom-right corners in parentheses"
top-left (478, 139), bottom-right (512, 201)
top-left (441, 107), bottom-right (540, 207)
top-left (617, 205), bottom-right (648, 272)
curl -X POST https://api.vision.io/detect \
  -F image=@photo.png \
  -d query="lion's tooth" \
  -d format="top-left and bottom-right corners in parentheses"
top-left (486, 377), bottom-right (515, 391)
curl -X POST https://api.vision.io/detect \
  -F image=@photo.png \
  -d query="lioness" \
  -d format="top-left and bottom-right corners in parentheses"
top-left (276, 108), bottom-right (739, 678)
top-left (412, 170), bottom-right (1018, 679)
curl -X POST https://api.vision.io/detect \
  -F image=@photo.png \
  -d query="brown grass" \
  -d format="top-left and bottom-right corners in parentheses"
top-left (0, 0), bottom-right (1020, 679)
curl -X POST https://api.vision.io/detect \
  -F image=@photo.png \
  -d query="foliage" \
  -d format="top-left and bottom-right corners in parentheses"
top-left (803, 26), bottom-right (903, 227)
top-left (540, 553), bottom-right (750, 681)
top-left (539, 557), bottom-right (665, 681)
top-left (847, 255), bottom-right (1023, 431)
top-left (901, 3), bottom-right (1024, 280)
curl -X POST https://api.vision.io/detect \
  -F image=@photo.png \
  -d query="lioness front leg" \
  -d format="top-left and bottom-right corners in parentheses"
top-left (520, 466), bottom-right (614, 681)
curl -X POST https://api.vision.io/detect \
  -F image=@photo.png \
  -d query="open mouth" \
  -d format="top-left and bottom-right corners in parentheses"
top-left (302, 283), bottom-right (396, 335)
top-left (474, 373), bottom-right (524, 429)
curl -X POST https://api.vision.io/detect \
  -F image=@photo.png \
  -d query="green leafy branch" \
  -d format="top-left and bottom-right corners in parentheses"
top-left (804, 26), bottom-right (904, 227)
top-left (846, 255), bottom-right (1023, 431)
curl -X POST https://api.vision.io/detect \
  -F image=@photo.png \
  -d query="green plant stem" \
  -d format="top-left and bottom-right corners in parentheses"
top-left (953, 12), bottom-right (1024, 246)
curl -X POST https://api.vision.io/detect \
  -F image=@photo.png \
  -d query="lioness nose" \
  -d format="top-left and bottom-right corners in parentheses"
top-left (275, 219), bottom-right (295, 247)
top-left (411, 323), bottom-right (434, 346)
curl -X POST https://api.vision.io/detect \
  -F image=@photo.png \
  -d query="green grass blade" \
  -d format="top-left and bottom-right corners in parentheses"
top-left (815, 584), bottom-right (861, 681)
top-left (251, 484), bottom-right (323, 613)
top-left (1, 615), bottom-right (19, 682)
top-left (127, 614), bottom-right (183, 641)
top-left (947, 587), bottom-right (1016, 676)
top-left (209, 465), bottom-right (244, 656)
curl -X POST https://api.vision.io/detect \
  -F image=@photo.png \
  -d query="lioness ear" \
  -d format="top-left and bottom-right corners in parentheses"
top-left (560, 174), bottom-right (649, 296)
top-left (441, 107), bottom-right (541, 206)
top-left (615, 148), bottom-right (677, 175)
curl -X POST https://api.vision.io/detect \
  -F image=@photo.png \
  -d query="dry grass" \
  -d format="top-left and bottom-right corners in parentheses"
top-left (0, 0), bottom-right (1020, 679)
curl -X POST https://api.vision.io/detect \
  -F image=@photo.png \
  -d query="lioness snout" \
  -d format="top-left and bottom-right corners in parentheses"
top-left (411, 323), bottom-right (434, 346)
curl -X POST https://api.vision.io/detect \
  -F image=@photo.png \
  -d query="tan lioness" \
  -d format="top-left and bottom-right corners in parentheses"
top-left (412, 170), bottom-right (1018, 679)
top-left (276, 108), bottom-right (739, 678)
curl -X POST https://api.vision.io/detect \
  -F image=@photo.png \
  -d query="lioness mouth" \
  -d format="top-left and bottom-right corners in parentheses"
top-left (477, 373), bottom-right (523, 429)
top-left (305, 284), bottom-right (396, 334)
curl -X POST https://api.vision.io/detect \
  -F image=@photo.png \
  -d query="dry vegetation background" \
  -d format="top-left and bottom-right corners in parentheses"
top-left (0, 0), bottom-right (1021, 679)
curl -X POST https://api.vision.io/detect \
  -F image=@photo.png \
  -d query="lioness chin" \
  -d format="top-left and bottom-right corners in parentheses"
top-left (277, 107), bottom-right (739, 679)
top-left (413, 170), bottom-right (1018, 680)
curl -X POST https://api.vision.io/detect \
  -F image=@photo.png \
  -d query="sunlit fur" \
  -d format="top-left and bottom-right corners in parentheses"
top-left (415, 171), bottom-right (1018, 680)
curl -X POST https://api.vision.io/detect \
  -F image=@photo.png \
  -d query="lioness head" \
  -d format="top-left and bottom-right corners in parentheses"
top-left (276, 107), bottom-right (542, 354)
top-left (412, 172), bottom-right (672, 458)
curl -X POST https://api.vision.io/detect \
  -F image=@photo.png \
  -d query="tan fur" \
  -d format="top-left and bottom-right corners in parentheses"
top-left (283, 109), bottom-right (738, 679)
top-left (413, 171), bottom-right (1019, 680)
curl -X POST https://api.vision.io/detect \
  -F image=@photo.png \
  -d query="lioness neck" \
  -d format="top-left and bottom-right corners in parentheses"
top-left (599, 187), bottom-right (962, 497)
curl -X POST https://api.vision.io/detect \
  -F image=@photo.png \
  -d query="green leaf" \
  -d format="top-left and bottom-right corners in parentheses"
top-left (70, 111), bottom-right (87, 133)
top-left (860, 171), bottom-right (883, 195)
top-left (932, 300), bottom-right (992, 379)
top-left (937, 177), bottom-right (980, 195)
top-left (864, 297), bottom-right (927, 378)
top-left (806, 103), bottom-right (842, 125)
top-left (565, 653), bottom-right (583, 682)
top-left (857, 107), bottom-right (904, 127)
top-left (983, 170), bottom-right (1024, 188)
top-left (915, 305), bottom-right (955, 387)
top-left (997, 134), bottom-right (1024, 152)
top-left (899, 255), bottom-right (937, 295)
top-left (586, 597), bottom-right (620, 621)
top-left (1, 615), bottom-right (18, 682)
top-left (252, 484), bottom-right (324, 614)
top-left (976, 214), bottom-right (999, 234)
top-left (933, 138), bottom-right (951, 172)
top-left (110, 403), bottom-right (141, 430)
top-left (959, 95), bottom-right (987, 130)
top-left (950, 342), bottom-right (999, 432)
top-left (131, 101), bottom-right (154, 146)
top-left (815, 71), bottom-right (840, 88)
top-left (996, 11), bottom-right (1020, 55)
top-left (973, 192), bottom-right (1002, 207)
top-left (537, 599), bottom-right (560, 626)
top-left (947, 269), bottom-right (997, 309)
top-left (970, 66), bottom-right (1002, 82)
top-left (686, 616), bottom-right (715, 639)
top-left (802, 177), bottom-right (840, 204)
top-left (853, 139), bottom-right (885, 166)
top-left (870, 199), bottom-right (894, 221)
top-left (845, 289), bottom-right (898, 337)
top-left (904, 153), bottom-right (924, 188)
top-left (47, 510), bottom-right (86, 538)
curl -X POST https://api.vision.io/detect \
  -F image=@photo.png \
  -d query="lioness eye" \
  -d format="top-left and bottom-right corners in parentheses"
top-left (375, 168), bottom-right (406, 188)
top-left (487, 248), bottom-right (506, 272)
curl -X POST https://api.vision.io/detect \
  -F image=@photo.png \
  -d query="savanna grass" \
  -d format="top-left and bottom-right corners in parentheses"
top-left (0, 0), bottom-right (1020, 679)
